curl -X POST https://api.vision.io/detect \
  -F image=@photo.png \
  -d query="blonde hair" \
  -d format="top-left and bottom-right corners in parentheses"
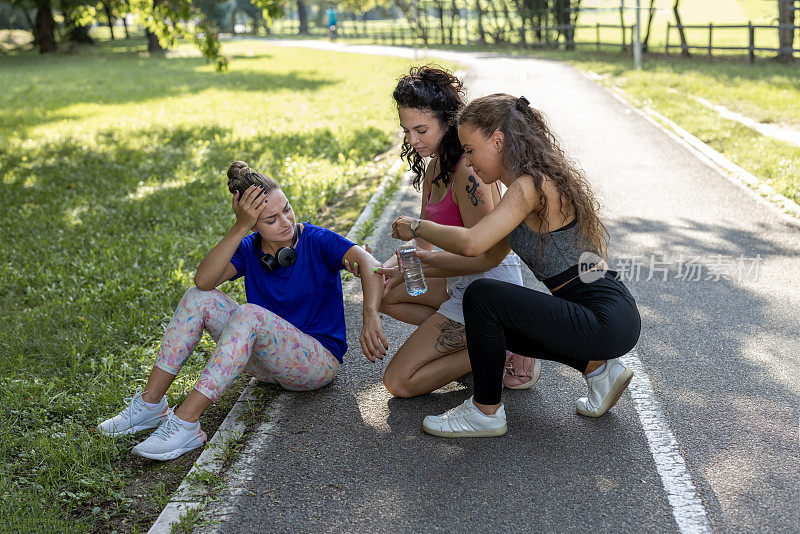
top-left (458, 94), bottom-right (609, 258)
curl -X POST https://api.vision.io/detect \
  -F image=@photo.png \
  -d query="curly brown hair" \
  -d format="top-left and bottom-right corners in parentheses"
top-left (457, 94), bottom-right (609, 258)
top-left (392, 65), bottom-right (466, 191)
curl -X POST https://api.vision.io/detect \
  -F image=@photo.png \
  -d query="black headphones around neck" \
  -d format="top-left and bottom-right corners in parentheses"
top-left (255, 224), bottom-right (300, 273)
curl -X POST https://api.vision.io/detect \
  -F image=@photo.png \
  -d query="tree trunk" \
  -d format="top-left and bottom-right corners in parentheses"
top-left (487, 0), bottom-right (503, 42)
top-left (297, 0), bottom-right (307, 34)
top-left (66, 10), bottom-right (95, 43)
top-left (777, 0), bottom-right (796, 63)
top-left (558, 0), bottom-right (580, 51)
top-left (120, 1), bottom-right (130, 38)
top-left (619, 0), bottom-right (627, 51)
top-left (502, 0), bottom-right (516, 44)
top-left (673, 0), bottom-right (690, 57)
top-left (437, 2), bottom-right (445, 44)
top-left (449, 0), bottom-right (458, 43)
top-left (230, 7), bottom-right (237, 34)
top-left (419, 3), bottom-right (429, 45)
top-left (147, 30), bottom-right (164, 52)
top-left (34, 0), bottom-right (56, 53)
top-left (103, 1), bottom-right (116, 40)
top-left (475, 0), bottom-right (486, 43)
top-left (147, 0), bottom-right (165, 53)
top-left (642, 0), bottom-right (655, 51)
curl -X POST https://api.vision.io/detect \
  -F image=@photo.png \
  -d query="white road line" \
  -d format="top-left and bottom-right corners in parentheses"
top-left (621, 349), bottom-right (712, 534)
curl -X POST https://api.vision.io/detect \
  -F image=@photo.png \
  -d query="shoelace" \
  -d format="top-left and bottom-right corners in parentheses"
top-left (504, 360), bottom-right (518, 376)
top-left (150, 411), bottom-right (182, 441)
top-left (446, 400), bottom-right (473, 419)
top-left (442, 402), bottom-right (466, 419)
top-left (123, 387), bottom-right (144, 428)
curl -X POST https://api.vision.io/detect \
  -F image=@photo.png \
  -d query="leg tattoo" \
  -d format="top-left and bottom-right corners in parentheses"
top-left (434, 318), bottom-right (467, 354)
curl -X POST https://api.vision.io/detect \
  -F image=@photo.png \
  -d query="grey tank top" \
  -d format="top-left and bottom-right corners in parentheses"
top-left (507, 218), bottom-right (590, 288)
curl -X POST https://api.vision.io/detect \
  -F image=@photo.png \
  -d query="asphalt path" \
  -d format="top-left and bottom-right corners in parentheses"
top-left (196, 42), bottom-right (800, 533)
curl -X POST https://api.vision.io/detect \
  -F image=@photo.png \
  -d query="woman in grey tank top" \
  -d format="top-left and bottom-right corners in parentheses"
top-left (391, 94), bottom-right (641, 438)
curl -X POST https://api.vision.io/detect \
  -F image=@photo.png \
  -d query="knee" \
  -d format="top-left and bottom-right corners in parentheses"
top-left (228, 302), bottom-right (266, 325)
top-left (382, 370), bottom-right (414, 399)
top-left (183, 285), bottom-right (210, 302)
top-left (463, 278), bottom-right (498, 310)
top-left (178, 286), bottom-right (213, 311)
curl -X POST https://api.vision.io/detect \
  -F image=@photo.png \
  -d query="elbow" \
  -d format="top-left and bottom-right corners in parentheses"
top-left (461, 242), bottom-right (482, 257)
top-left (193, 274), bottom-right (213, 292)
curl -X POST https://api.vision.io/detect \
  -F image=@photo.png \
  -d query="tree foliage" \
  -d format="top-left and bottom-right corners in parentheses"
top-left (5, 0), bottom-right (281, 70)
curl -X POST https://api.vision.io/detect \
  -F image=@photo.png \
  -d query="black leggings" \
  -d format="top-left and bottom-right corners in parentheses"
top-left (462, 273), bottom-right (641, 405)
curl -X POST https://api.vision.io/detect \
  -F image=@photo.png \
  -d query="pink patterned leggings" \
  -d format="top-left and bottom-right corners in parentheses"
top-left (155, 287), bottom-right (340, 401)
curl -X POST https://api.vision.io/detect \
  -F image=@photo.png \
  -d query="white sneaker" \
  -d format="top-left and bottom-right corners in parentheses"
top-left (131, 409), bottom-right (207, 461)
top-left (422, 397), bottom-right (507, 438)
top-left (96, 388), bottom-right (168, 437)
top-left (576, 358), bottom-right (634, 418)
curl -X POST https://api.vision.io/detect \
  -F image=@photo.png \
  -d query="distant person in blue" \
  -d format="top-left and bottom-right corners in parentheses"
top-left (96, 161), bottom-right (388, 460)
top-left (326, 7), bottom-right (338, 40)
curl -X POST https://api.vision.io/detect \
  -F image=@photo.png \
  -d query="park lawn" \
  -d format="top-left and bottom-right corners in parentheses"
top-left (572, 0), bottom-right (780, 50)
top-left (0, 37), bottom-right (451, 532)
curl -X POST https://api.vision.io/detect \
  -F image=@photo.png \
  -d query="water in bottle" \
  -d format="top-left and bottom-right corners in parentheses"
top-left (397, 244), bottom-right (427, 296)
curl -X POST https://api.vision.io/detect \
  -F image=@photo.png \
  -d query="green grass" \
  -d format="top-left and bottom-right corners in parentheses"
top-left (574, 0), bottom-right (782, 50)
top-left (0, 37), bottom-right (444, 532)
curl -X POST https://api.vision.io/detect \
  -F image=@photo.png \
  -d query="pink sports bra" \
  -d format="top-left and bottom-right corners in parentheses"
top-left (424, 155), bottom-right (500, 227)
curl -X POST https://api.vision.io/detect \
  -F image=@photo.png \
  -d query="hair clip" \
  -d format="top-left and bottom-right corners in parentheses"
top-left (515, 96), bottom-right (530, 111)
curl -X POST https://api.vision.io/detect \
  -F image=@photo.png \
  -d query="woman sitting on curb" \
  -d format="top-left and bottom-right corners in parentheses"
top-left (392, 94), bottom-right (641, 437)
top-left (348, 66), bottom-right (539, 399)
top-left (97, 161), bottom-right (388, 460)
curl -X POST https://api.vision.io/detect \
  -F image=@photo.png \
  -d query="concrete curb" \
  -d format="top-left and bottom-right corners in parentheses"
top-left (346, 158), bottom-right (405, 242)
top-left (147, 159), bottom-right (407, 533)
top-left (583, 71), bottom-right (800, 223)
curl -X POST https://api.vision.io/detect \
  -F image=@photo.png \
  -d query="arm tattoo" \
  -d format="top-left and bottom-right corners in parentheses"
top-left (466, 175), bottom-right (486, 207)
top-left (434, 318), bottom-right (467, 354)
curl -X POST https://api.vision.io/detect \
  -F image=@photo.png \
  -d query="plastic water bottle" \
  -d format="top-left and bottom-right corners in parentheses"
top-left (397, 244), bottom-right (427, 296)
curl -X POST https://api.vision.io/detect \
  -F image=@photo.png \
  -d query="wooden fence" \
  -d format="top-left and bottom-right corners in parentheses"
top-left (665, 22), bottom-right (800, 63)
top-left (268, 18), bottom-right (800, 63)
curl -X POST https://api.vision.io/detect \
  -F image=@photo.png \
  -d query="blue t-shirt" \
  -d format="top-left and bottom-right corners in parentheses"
top-left (229, 222), bottom-right (355, 362)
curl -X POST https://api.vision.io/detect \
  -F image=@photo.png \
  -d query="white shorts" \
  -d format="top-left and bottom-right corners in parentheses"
top-left (436, 253), bottom-right (523, 325)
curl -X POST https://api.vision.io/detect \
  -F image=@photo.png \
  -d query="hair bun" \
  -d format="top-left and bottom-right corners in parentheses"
top-left (227, 160), bottom-right (250, 186)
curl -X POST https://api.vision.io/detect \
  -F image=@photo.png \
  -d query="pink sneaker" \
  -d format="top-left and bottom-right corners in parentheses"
top-left (502, 352), bottom-right (541, 389)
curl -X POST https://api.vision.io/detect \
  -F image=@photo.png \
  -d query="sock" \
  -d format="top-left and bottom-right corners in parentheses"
top-left (586, 362), bottom-right (606, 378)
top-left (175, 414), bottom-right (199, 430)
top-left (471, 400), bottom-right (493, 417)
